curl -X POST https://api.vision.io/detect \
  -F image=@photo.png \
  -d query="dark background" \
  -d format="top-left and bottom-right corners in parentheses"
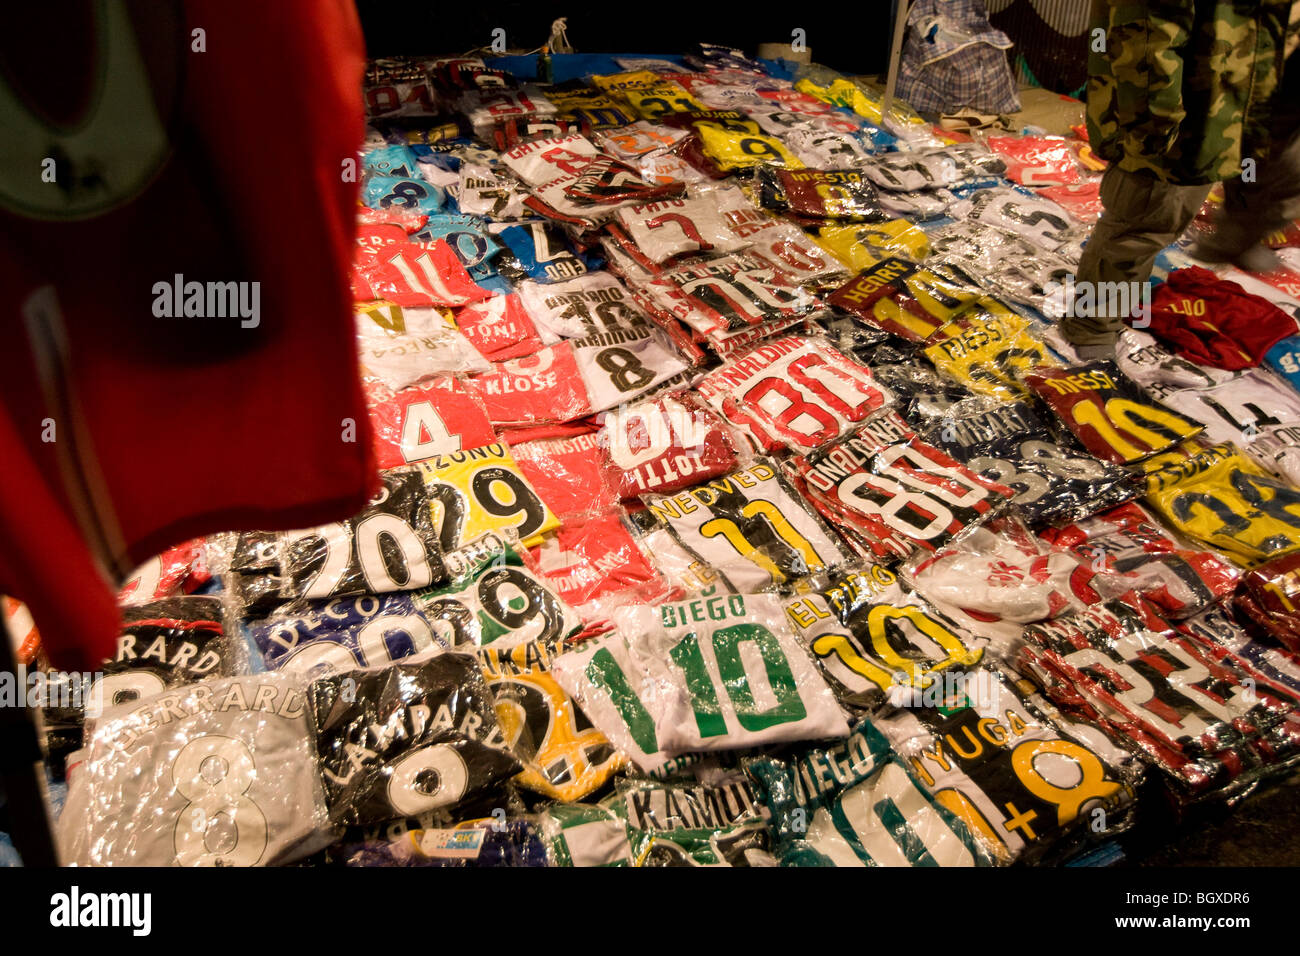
top-left (354, 1), bottom-right (896, 75)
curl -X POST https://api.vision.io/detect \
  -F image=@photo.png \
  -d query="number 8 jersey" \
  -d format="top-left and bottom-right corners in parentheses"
top-left (63, 674), bottom-right (333, 866)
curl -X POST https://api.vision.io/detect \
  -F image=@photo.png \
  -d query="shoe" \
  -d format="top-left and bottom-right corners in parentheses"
top-left (1187, 240), bottom-right (1236, 264)
top-left (1042, 325), bottom-right (1115, 364)
top-left (1233, 244), bottom-right (1282, 274)
top-left (1071, 342), bottom-right (1116, 362)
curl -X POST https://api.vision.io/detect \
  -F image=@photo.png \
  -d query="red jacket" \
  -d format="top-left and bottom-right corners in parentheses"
top-left (0, 1), bottom-right (376, 669)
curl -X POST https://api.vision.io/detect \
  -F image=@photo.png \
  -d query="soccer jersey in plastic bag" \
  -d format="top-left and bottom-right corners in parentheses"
top-left (532, 510), bottom-right (673, 612)
top-left (279, 469), bottom-right (444, 601)
top-left (645, 253), bottom-right (821, 337)
top-left (458, 86), bottom-right (557, 136)
top-left (356, 301), bottom-right (490, 390)
top-left (494, 221), bottom-right (594, 284)
top-left (468, 344), bottom-right (593, 426)
top-left (1040, 501), bottom-right (1240, 619)
top-left (861, 144), bottom-right (1004, 192)
top-left (360, 239), bottom-right (492, 307)
top-left (948, 185), bottom-right (1087, 254)
top-left (617, 779), bottom-right (776, 867)
top-left (653, 593), bottom-right (849, 749)
top-left (572, 326), bottom-right (689, 413)
top-left (251, 592), bottom-right (448, 676)
top-left (783, 564), bottom-right (986, 712)
top-left (613, 196), bottom-right (750, 264)
top-left (542, 802), bottom-right (633, 866)
top-left (368, 378), bottom-right (497, 469)
top-left (922, 401), bottom-right (1139, 526)
top-left (572, 594), bottom-right (848, 761)
top-left (746, 717), bottom-right (988, 867)
top-left (412, 216), bottom-right (507, 283)
top-left (927, 221), bottom-right (1077, 313)
top-left (309, 654), bottom-right (520, 827)
top-left (986, 135), bottom-right (1083, 187)
top-left (416, 443), bottom-right (559, 551)
top-left (1243, 424), bottom-right (1300, 487)
top-left (548, 86), bottom-right (638, 131)
top-left (1115, 329), bottom-right (1300, 448)
top-left (1019, 599), bottom-right (1300, 795)
top-left (1178, 604), bottom-right (1300, 704)
top-left (598, 391), bottom-right (740, 500)
top-left (1143, 442), bottom-right (1300, 567)
top-left (693, 124), bottom-right (804, 173)
top-left (873, 666), bottom-right (1135, 863)
top-left (454, 294), bottom-right (546, 363)
top-left (783, 127), bottom-right (876, 170)
top-left (903, 517), bottom-right (1131, 659)
top-left (815, 220), bottom-right (932, 269)
top-left (694, 335), bottom-right (894, 454)
top-left (406, 532), bottom-right (581, 651)
top-left (455, 163), bottom-right (530, 221)
top-left (623, 83), bottom-right (705, 120)
top-left (792, 409), bottom-right (1012, 561)
top-left (757, 167), bottom-right (887, 223)
top-left (827, 257), bottom-right (984, 343)
top-left (362, 175), bottom-right (446, 216)
top-left (597, 120), bottom-right (691, 161)
top-left (477, 636), bottom-right (624, 801)
top-left (1026, 362), bottom-right (1204, 465)
top-left (500, 422), bottom-right (610, 514)
top-left (562, 154), bottom-right (684, 207)
top-left (86, 596), bottom-right (227, 719)
top-left (924, 304), bottom-right (1058, 401)
top-left (117, 539), bottom-right (210, 607)
top-left (516, 272), bottom-right (648, 342)
top-left (68, 673), bottom-right (332, 866)
top-left (644, 460), bottom-right (852, 592)
top-left (1235, 551), bottom-right (1300, 654)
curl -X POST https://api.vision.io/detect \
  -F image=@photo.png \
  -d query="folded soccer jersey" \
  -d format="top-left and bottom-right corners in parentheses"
top-left (922, 400), bottom-right (1139, 527)
top-left (67, 674), bottom-right (333, 866)
top-left (1025, 361), bottom-right (1204, 465)
top-left (643, 459), bottom-right (852, 592)
top-left (694, 335), bottom-right (894, 454)
top-left (597, 390), bottom-right (741, 500)
top-left (368, 377), bottom-right (498, 468)
top-left (477, 636), bottom-right (624, 801)
top-left (782, 564), bottom-right (986, 712)
top-left (416, 444), bottom-right (560, 551)
top-left (1019, 599), bottom-right (1300, 795)
top-left (309, 654), bottom-right (521, 826)
top-left (87, 596), bottom-right (228, 719)
top-left (1143, 442), bottom-right (1300, 567)
top-left (278, 468), bottom-right (445, 601)
top-left (551, 593), bottom-right (847, 769)
top-left (792, 409), bottom-right (1013, 561)
top-left (250, 592), bottom-right (449, 675)
top-left (871, 666), bottom-right (1136, 863)
top-left (746, 717), bottom-right (990, 867)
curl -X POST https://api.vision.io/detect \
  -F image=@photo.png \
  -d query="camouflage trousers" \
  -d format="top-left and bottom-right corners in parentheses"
top-left (1061, 124), bottom-right (1300, 345)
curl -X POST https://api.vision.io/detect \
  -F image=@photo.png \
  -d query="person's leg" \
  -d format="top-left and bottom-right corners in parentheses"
top-left (1193, 125), bottom-right (1300, 269)
top-left (1061, 165), bottom-right (1209, 346)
